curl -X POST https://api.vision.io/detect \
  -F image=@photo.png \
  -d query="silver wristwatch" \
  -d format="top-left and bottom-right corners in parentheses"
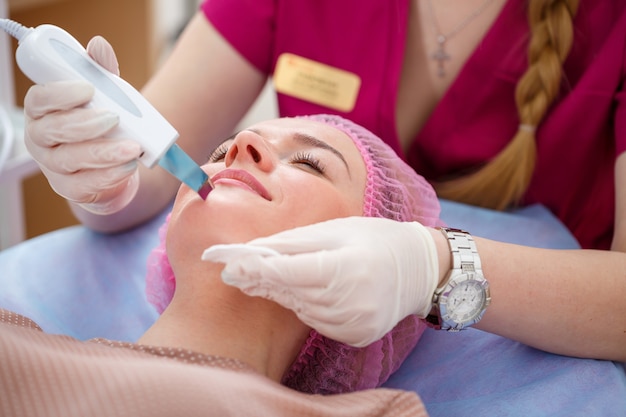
top-left (426, 227), bottom-right (491, 331)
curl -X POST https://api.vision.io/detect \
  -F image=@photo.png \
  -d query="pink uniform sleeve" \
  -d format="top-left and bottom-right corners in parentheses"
top-left (616, 80), bottom-right (626, 156)
top-left (201, 0), bottom-right (275, 73)
top-left (612, 4), bottom-right (626, 156)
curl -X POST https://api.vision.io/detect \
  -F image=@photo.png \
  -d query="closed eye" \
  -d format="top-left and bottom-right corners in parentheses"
top-left (289, 151), bottom-right (326, 175)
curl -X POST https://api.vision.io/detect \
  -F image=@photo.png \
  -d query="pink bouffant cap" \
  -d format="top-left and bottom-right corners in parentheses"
top-left (145, 114), bottom-right (441, 395)
top-left (303, 114), bottom-right (441, 226)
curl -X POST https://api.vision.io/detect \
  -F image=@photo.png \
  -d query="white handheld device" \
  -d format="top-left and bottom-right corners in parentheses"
top-left (0, 19), bottom-right (211, 198)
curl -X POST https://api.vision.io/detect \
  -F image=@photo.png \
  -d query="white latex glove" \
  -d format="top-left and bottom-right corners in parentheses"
top-left (23, 36), bottom-right (142, 214)
top-left (202, 217), bottom-right (440, 347)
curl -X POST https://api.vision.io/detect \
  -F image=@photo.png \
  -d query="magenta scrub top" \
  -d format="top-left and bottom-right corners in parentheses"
top-left (201, 0), bottom-right (626, 249)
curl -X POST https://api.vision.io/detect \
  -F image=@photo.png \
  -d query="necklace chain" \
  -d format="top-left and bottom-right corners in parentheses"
top-left (425, 0), bottom-right (497, 77)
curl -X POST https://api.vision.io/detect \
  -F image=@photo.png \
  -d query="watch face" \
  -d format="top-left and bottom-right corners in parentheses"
top-left (441, 273), bottom-right (489, 326)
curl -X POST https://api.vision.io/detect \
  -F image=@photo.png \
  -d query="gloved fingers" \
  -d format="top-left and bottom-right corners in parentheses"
top-left (41, 161), bottom-right (138, 203)
top-left (24, 80), bottom-right (95, 119)
top-left (218, 251), bottom-right (374, 317)
top-left (203, 247), bottom-right (306, 310)
top-left (294, 301), bottom-right (360, 326)
top-left (201, 244), bottom-right (280, 263)
top-left (27, 138), bottom-right (141, 174)
top-left (26, 107), bottom-right (119, 147)
top-left (238, 277), bottom-right (306, 314)
top-left (212, 249), bottom-right (337, 289)
top-left (303, 321), bottom-right (376, 348)
top-left (78, 170), bottom-right (140, 215)
top-left (222, 259), bottom-right (346, 325)
top-left (243, 219), bottom-right (351, 255)
top-left (86, 36), bottom-right (120, 76)
top-left (293, 305), bottom-right (382, 348)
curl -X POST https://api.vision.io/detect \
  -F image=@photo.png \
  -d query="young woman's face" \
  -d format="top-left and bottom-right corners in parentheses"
top-left (167, 118), bottom-right (367, 262)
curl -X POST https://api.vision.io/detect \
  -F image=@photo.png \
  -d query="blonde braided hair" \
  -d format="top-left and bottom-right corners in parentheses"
top-left (434, 0), bottom-right (580, 210)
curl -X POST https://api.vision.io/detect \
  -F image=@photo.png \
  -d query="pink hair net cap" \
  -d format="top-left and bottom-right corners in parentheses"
top-left (145, 114), bottom-right (441, 395)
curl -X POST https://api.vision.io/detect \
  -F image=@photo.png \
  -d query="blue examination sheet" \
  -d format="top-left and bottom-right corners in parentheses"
top-left (0, 200), bottom-right (624, 416)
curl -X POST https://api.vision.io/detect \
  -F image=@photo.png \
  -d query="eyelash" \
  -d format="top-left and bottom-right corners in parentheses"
top-left (290, 151), bottom-right (326, 174)
top-left (207, 143), bottom-right (229, 163)
top-left (207, 145), bottom-right (326, 175)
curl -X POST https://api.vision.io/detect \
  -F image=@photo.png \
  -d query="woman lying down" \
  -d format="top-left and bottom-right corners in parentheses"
top-left (0, 115), bottom-right (440, 417)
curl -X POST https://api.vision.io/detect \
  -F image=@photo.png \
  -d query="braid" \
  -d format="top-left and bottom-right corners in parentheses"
top-left (434, 0), bottom-right (580, 210)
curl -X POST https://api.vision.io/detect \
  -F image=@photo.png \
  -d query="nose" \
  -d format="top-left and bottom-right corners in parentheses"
top-left (224, 130), bottom-right (274, 171)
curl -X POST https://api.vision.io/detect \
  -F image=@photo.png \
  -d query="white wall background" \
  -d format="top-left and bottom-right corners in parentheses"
top-left (0, 0), bottom-right (28, 249)
top-left (0, 0), bottom-right (15, 108)
top-left (154, 0), bottom-right (278, 129)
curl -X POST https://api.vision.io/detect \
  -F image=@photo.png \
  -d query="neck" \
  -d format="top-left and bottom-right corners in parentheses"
top-left (138, 266), bottom-right (310, 381)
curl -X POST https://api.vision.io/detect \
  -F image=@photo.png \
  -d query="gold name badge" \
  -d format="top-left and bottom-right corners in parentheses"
top-left (273, 53), bottom-right (361, 112)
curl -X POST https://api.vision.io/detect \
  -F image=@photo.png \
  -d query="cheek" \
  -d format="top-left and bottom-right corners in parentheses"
top-left (280, 183), bottom-right (363, 229)
top-left (167, 191), bottom-right (233, 265)
top-left (168, 186), bottom-right (272, 257)
top-left (166, 207), bottom-right (207, 267)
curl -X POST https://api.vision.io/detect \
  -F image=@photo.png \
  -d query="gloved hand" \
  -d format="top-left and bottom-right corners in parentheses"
top-left (202, 216), bottom-right (440, 347)
top-left (24, 36), bottom-right (142, 214)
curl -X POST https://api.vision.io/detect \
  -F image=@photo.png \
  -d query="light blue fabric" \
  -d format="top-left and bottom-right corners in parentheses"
top-left (384, 328), bottom-right (626, 417)
top-left (438, 200), bottom-right (581, 249)
top-left (0, 207), bottom-right (167, 340)
top-left (0, 200), bottom-right (624, 416)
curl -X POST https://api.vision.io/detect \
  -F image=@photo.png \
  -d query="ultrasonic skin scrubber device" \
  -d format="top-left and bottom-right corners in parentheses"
top-left (0, 18), bottom-right (212, 199)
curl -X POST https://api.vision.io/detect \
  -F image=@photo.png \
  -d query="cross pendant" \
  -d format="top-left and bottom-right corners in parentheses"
top-left (431, 35), bottom-right (450, 77)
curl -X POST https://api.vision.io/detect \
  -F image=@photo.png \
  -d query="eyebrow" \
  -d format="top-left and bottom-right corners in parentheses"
top-left (292, 132), bottom-right (351, 172)
top-left (223, 128), bottom-right (351, 174)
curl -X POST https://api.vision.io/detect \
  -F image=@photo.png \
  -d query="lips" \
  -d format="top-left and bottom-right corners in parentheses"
top-left (211, 169), bottom-right (272, 200)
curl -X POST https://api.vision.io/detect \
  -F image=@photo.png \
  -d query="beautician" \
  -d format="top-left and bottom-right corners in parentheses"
top-left (23, 0), bottom-right (626, 360)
